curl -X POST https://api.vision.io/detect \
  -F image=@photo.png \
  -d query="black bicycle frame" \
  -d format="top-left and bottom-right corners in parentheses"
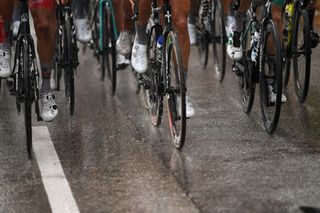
top-left (14, 1), bottom-right (40, 101)
top-left (13, 0), bottom-right (41, 120)
top-left (56, 2), bottom-right (79, 69)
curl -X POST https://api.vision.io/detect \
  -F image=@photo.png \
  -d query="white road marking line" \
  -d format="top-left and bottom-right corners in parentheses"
top-left (33, 126), bottom-right (80, 213)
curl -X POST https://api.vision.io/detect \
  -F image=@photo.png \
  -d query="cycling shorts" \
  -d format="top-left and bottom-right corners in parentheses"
top-left (29, 0), bottom-right (55, 10)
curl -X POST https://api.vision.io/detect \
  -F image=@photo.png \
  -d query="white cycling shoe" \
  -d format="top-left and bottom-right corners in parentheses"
top-left (75, 19), bottom-right (92, 43)
top-left (227, 31), bottom-right (243, 61)
top-left (116, 30), bottom-right (132, 56)
top-left (117, 53), bottom-right (130, 69)
top-left (178, 96), bottom-right (195, 118)
top-left (268, 85), bottom-right (287, 103)
top-left (0, 48), bottom-right (12, 78)
top-left (41, 93), bottom-right (58, 122)
top-left (131, 42), bottom-right (147, 74)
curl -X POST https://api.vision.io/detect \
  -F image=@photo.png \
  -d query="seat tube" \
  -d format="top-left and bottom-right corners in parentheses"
top-left (99, 0), bottom-right (105, 51)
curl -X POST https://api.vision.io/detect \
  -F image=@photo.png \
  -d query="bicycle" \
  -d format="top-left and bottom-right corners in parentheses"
top-left (232, 0), bottom-right (283, 133)
top-left (54, 0), bottom-right (79, 116)
top-left (133, 0), bottom-right (187, 149)
top-left (12, 0), bottom-right (41, 159)
top-left (282, 0), bottom-right (316, 103)
top-left (197, 0), bottom-right (227, 82)
top-left (91, 0), bottom-right (117, 95)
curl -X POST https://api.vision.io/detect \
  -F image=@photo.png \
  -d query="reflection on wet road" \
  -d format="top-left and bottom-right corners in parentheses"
top-left (1, 45), bottom-right (320, 212)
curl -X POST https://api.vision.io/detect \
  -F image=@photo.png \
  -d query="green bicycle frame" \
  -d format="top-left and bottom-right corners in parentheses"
top-left (99, 0), bottom-right (118, 51)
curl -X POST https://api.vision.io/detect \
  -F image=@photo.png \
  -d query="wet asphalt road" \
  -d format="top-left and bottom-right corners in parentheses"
top-left (1, 43), bottom-right (320, 213)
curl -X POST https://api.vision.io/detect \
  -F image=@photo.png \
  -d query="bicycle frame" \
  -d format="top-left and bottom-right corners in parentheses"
top-left (56, 2), bottom-right (79, 70)
top-left (97, 0), bottom-right (118, 51)
top-left (151, 0), bottom-right (174, 95)
top-left (14, 0), bottom-right (40, 109)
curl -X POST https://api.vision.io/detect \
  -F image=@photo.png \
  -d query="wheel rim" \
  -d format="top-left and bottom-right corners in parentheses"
top-left (166, 33), bottom-right (186, 148)
top-left (212, 0), bottom-right (226, 81)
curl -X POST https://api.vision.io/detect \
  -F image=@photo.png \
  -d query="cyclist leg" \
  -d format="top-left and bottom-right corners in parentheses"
top-left (188, 0), bottom-right (200, 45)
top-left (12, 1), bottom-right (23, 37)
top-left (130, 0), bottom-right (150, 74)
top-left (114, 0), bottom-right (132, 68)
top-left (30, 0), bottom-right (58, 122)
top-left (224, 0), bottom-right (235, 30)
top-left (308, 1), bottom-right (320, 48)
top-left (0, 1), bottom-right (13, 78)
top-left (227, 0), bottom-right (251, 61)
top-left (172, 0), bottom-right (195, 117)
top-left (72, 0), bottom-right (92, 43)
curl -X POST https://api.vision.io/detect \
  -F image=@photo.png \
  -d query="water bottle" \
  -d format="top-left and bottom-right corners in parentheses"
top-left (284, 3), bottom-right (294, 45)
top-left (251, 31), bottom-right (259, 62)
top-left (156, 36), bottom-right (164, 63)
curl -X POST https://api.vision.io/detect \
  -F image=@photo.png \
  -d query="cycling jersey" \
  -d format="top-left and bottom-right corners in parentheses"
top-left (29, 0), bottom-right (55, 10)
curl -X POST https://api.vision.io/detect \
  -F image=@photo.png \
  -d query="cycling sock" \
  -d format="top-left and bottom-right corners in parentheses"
top-left (188, 13), bottom-right (197, 25)
top-left (41, 64), bottom-right (52, 94)
top-left (134, 24), bottom-right (148, 45)
top-left (72, 0), bottom-right (86, 19)
top-left (184, 72), bottom-right (188, 85)
top-left (0, 22), bottom-right (11, 50)
top-left (231, 11), bottom-right (246, 32)
top-left (12, 1), bottom-right (23, 23)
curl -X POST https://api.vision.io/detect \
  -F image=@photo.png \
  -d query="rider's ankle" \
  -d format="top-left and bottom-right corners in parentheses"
top-left (134, 23), bottom-right (148, 45)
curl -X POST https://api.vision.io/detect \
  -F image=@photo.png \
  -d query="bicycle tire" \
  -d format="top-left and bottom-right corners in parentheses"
top-left (212, 0), bottom-right (226, 82)
top-left (54, 31), bottom-right (63, 91)
top-left (239, 51), bottom-right (255, 113)
top-left (196, 1), bottom-right (210, 69)
top-left (292, 8), bottom-right (311, 103)
top-left (22, 39), bottom-right (33, 159)
top-left (0, 78), bottom-right (2, 93)
top-left (63, 15), bottom-right (75, 116)
top-left (197, 29), bottom-right (209, 69)
top-left (282, 46), bottom-right (291, 88)
top-left (164, 31), bottom-right (187, 150)
top-left (147, 25), bottom-right (163, 127)
top-left (92, 3), bottom-right (104, 79)
top-left (282, 11), bottom-right (291, 88)
top-left (260, 20), bottom-right (283, 133)
top-left (102, 4), bottom-right (117, 95)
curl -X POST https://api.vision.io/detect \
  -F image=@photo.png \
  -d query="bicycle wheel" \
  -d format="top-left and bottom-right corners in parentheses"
top-left (197, 28), bottom-right (209, 69)
top-left (282, 44), bottom-right (291, 88)
top-left (102, 4), bottom-right (117, 95)
top-left (196, 1), bottom-right (209, 69)
top-left (0, 78), bottom-right (2, 93)
top-left (292, 8), bottom-right (311, 103)
top-left (92, 3), bottom-right (104, 78)
top-left (146, 26), bottom-right (163, 127)
top-left (63, 15), bottom-right (75, 116)
top-left (260, 20), bottom-right (283, 133)
top-left (22, 39), bottom-right (33, 159)
top-left (54, 31), bottom-right (63, 91)
top-left (212, 0), bottom-right (226, 82)
top-left (239, 51), bottom-right (255, 113)
top-left (164, 31), bottom-right (186, 150)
